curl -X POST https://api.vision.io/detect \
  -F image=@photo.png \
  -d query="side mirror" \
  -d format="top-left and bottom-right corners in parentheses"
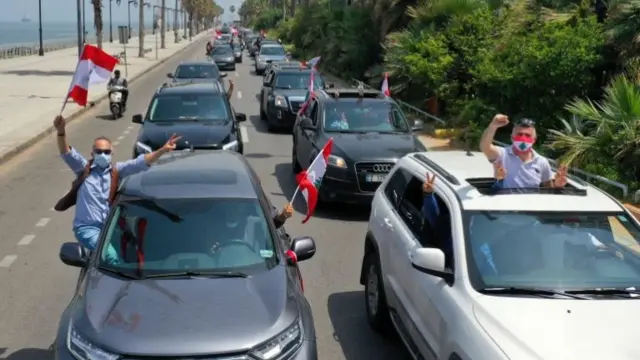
top-left (411, 248), bottom-right (453, 282)
top-left (132, 114), bottom-right (143, 124)
top-left (166, 73), bottom-right (174, 78)
top-left (59, 242), bottom-right (88, 268)
top-left (412, 119), bottom-right (424, 132)
top-left (299, 117), bottom-right (314, 130)
top-left (287, 236), bottom-right (316, 264)
top-left (220, 72), bottom-right (228, 78)
top-left (235, 113), bottom-right (247, 122)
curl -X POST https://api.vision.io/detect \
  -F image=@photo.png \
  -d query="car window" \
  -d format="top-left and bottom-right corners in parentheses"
top-left (322, 101), bottom-right (411, 133)
top-left (260, 46), bottom-right (285, 56)
top-left (397, 176), bottom-right (426, 241)
top-left (275, 73), bottom-right (325, 90)
top-left (99, 199), bottom-right (277, 275)
top-left (212, 46), bottom-right (232, 55)
top-left (174, 65), bottom-right (220, 79)
top-left (465, 211), bottom-right (640, 291)
top-left (309, 101), bottom-right (319, 126)
top-left (383, 168), bottom-right (410, 208)
top-left (147, 94), bottom-right (229, 121)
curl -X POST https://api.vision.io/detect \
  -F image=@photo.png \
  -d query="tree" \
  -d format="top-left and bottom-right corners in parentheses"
top-left (230, 5), bottom-right (236, 13)
top-left (91, 0), bottom-right (104, 49)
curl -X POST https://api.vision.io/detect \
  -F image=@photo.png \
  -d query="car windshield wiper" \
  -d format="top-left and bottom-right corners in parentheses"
top-left (98, 265), bottom-right (141, 280)
top-left (480, 287), bottom-right (587, 300)
top-left (144, 271), bottom-right (249, 279)
top-left (127, 198), bottom-right (183, 223)
top-left (565, 288), bottom-right (640, 297)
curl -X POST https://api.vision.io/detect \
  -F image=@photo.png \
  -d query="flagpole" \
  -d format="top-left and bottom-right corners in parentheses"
top-left (60, 45), bottom-right (86, 114)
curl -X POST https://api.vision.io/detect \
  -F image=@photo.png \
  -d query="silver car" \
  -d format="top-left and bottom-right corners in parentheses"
top-left (255, 44), bottom-right (287, 75)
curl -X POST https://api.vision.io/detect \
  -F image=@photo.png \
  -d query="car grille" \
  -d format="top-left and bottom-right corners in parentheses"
top-left (355, 162), bottom-right (394, 192)
top-left (289, 101), bottom-right (303, 113)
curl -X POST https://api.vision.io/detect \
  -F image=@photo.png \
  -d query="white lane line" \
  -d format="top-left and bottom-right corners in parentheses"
top-left (117, 135), bottom-right (125, 141)
top-left (18, 234), bottom-right (36, 246)
top-left (128, 125), bottom-right (134, 130)
top-left (0, 255), bottom-right (17, 267)
top-left (240, 126), bottom-right (249, 143)
top-left (237, 91), bottom-right (242, 99)
top-left (235, 72), bottom-right (239, 77)
top-left (35, 218), bottom-right (50, 227)
top-left (123, 130), bottom-right (130, 135)
top-left (113, 141), bottom-right (120, 146)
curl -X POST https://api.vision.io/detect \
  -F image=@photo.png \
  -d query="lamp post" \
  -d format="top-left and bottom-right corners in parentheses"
top-left (82, 0), bottom-right (86, 44)
top-left (128, 0), bottom-right (137, 39)
top-left (38, 0), bottom-right (44, 56)
top-left (76, 0), bottom-right (82, 56)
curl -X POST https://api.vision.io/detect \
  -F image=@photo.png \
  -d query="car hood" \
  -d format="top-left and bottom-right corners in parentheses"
top-left (259, 55), bottom-right (287, 62)
top-left (473, 295), bottom-right (640, 359)
top-left (211, 54), bottom-right (234, 60)
top-left (274, 89), bottom-right (307, 101)
top-left (74, 266), bottom-right (297, 356)
top-left (328, 132), bottom-right (422, 161)
top-left (138, 121), bottom-right (231, 150)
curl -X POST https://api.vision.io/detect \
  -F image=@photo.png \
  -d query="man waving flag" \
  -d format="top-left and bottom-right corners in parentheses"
top-left (293, 138), bottom-right (333, 223)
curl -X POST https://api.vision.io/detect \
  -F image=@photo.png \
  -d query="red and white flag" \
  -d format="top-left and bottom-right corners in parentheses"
top-left (65, 44), bottom-right (119, 108)
top-left (304, 56), bottom-right (321, 70)
top-left (294, 138), bottom-right (333, 223)
top-left (381, 72), bottom-right (390, 97)
top-left (297, 71), bottom-right (316, 116)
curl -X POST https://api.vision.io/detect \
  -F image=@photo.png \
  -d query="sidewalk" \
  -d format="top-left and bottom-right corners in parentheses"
top-left (0, 29), bottom-right (211, 164)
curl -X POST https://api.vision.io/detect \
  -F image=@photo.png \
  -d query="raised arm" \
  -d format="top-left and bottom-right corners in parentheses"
top-left (54, 115), bottom-right (88, 174)
top-left (480, 114), bottom-right (509, 162)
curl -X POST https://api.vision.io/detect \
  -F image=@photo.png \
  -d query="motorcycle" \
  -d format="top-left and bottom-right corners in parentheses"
top-left (108, 85), bottom-right (126, 119)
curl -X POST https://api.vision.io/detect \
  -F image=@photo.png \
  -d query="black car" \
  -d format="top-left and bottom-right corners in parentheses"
top-left (132, 82), bottom-right (246, 157)
top-left (166, 61), bottom-right (227, 84)
top-left (209, 44), bottom-right (236, 71)
top-left (54, 150), bottom-right (318, 359)
top-left (292, 88), bottom-right (426, 204)
top-left (260, 68), bottom-right (326, 132)
top-left (232, 41), bottom-right (243, 63)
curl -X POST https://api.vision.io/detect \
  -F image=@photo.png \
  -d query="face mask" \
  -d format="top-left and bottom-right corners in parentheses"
top-left (93, 153), bottom-right (112, 168)
top-left (512, 135), bottom-right (534, 153)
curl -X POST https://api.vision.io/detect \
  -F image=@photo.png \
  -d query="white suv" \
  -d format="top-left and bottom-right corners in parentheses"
top-left (360, 150), bottom-right (640, 360)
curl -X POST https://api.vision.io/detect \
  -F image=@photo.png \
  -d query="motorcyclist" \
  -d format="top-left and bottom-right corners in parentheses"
top-left (107, 70), bottom-right (128, 108)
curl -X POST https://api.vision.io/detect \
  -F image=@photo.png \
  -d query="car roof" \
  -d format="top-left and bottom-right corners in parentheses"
top-left (155, 81), bottom-right (225, 95)
top-left (177, 61), bottom-right (216, 66)
top-left (121, 151), bottom-right (260, 200)
top-left (401, 150), bottom-right (623, 213)
top-left (261, 43), bottom-right (282, 48)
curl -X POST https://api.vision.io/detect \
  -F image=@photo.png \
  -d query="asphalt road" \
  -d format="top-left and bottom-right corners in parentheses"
top-left (0, 39), bottom-right (410, 360)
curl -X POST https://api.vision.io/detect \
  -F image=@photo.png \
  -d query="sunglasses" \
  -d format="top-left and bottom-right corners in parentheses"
top-left (94, 149), bottom-right (112, 155)
top-left (516, 118), bottom-right (536, 127)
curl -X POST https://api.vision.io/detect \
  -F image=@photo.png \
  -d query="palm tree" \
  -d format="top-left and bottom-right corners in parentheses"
top-left (230, 5), bottom-right (236, 13)
top-left (139, 0), bottom-right (145, 57)
top-left (91, 0), bottom-right (104, 48)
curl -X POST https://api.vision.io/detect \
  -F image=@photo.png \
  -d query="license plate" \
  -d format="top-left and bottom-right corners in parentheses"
top-left (366, 174), bottom-right (386, 182)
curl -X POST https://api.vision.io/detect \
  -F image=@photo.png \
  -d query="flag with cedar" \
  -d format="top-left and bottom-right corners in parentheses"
top-left (293, 138), bottom-right (333, 223)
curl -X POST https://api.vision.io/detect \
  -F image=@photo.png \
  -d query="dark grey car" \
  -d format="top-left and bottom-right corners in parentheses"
top-left (54, 151), bottom-right (318, 360)
top-left (166, 61), bottom-right (228, 84)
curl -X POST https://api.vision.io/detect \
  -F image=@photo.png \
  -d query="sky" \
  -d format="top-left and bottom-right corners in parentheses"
top-left (0, 0), bottom-right (242, 24)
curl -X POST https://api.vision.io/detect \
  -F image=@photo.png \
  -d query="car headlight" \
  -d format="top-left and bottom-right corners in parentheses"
top-left (222, 140), bottom-right (239, 151)
top-left (274, 95), bottom-right (287, 107)
top-left (250, 320), bottom-right (303, 360)
top-left (135, 141), bottom-right (152, 154)
top-left (328, 154), bottom-right (347, 168)
top-left (226, 57), bottom-right (235, 62)
top-left (67, 323), bottom-right (119, 360)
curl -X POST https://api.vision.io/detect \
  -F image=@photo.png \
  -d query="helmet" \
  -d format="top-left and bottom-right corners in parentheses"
top-left (114, 69), bottom-right (121, 77)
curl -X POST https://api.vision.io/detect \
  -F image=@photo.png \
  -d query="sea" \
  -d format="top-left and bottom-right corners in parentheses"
top-left (0, 21), bottom-right (153, 47)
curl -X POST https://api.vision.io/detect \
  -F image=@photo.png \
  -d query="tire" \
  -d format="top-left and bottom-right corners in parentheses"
top-left (292, 144), bottom-right (302, 173)
top-left (363, 251), bottom-right (392, 334)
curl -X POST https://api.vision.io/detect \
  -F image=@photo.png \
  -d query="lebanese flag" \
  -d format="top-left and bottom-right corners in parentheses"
top-left (66, 44), bottom-right (119, 107)
top-left (231, 28), bottom-right (238, 36)
top-left (297, 71), bottom-right (315, 116)
top-left (303, 56), bottom-right (321, 70)
top-left (381, 72), bottom-right (390, 97)
top-left (295, 138), bottom-right (333, 223)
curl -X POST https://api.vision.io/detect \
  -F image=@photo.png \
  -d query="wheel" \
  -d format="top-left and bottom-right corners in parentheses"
top-left (231, 65), bottom-right (236, 71)
top-left (292, 145), bottom-right (302, 173)
top-left (363, 251), bottom-right (392, 334)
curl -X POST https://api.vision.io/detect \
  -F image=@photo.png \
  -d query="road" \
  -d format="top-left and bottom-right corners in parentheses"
top-left (0, 39), bottom-right (410, 360)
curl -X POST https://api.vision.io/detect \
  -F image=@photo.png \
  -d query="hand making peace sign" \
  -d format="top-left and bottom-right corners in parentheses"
top-left (553, 165), bottom-right (568, 188)
top-left (423, 172), bottom-right (436, 193)
top-left (161, 134), bottom-right (182, 152)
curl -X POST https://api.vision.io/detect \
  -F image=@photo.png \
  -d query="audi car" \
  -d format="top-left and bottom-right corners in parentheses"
top-left (292, 87), bottom-right (426, 205)
top-left (131, 82), bottom-right (246, 156)
top-left (54, 150), bottom-right (318, 359)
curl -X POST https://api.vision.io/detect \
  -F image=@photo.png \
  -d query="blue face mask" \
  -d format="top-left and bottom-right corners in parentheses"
top-left (93, 153), bottom-right (112, 168)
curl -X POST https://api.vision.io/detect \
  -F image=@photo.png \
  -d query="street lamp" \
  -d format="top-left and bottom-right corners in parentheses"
top-left (38, 0), bottom-right (44, 56)
top-left (82, 0), bottom-right (86, 44)
top-left (128, 0), bottom-right (137, 39)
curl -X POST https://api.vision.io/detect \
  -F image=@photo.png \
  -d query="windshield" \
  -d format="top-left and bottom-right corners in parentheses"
top-left (174, 65), bottom-right (220, 79)
top-left (212, 46), bottom-right (232, 55)
top-left (148, 94), bottom-right (229, 121)
top-left (98, 198), bottom-right (277, 276)
top-left (220, 34), bottom-right (231, 41)
top-left (260, 46), bottom-right (285, 56)
top-left (465, 211), bottom-right (640, 291)
top-left (275, 73), bottom-right (325, 90)
top-left (322, 101), bottom-right (410, 133)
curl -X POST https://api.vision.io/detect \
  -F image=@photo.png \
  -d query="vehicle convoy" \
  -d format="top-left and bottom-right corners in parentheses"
top-left (132, 82), bottom-right (246, 157)
top-left (166, 61), bottom-right (228, 85)
top-left (255, 44), bottom-right (287, 75)
top-left (260, 67), bottom-right (326, 131)
top-left (54, 150), bottom-right (319, 360)
top-left (361, 150), bottom-right (640, 360)
top-left (292, 87), bottom-right (425, 205)
top-left (107, 84), bottom-right (126, 119)
top-left (232, 39), bottom-right (243, 63)
top-left (208, 44), bottom-right (237, 71)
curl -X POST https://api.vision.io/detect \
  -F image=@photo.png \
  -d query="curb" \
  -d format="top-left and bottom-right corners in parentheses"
top-left (0, 32), bottom-right (209, 166)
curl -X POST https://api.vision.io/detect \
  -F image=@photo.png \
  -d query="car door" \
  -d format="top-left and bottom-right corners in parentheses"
top-left (297, 100), bottom-right (318, 168)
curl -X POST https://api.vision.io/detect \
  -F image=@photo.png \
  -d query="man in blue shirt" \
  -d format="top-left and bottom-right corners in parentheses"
top-left (53, 115), bottom-right (180, 263)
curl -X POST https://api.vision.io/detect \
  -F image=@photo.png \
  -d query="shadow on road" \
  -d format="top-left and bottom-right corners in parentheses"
top-left (327, 291), bottom-right (410, 360)
top-left (249, 114), bottom-right (269, 134)
top-left (1, 70), bottom-right (75, 77)
top-left (95, 114), bottom-right (118, 121)
top-left (0, 346), bottom-right (53, 360)
top-left (273, 163), bottom-right (370, 222)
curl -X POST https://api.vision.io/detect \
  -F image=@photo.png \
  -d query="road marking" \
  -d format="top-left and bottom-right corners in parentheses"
top-left (0, 255), bottom-right (17, 267)
top-left (237, 91), bottom-right (242, 99)
top-left (128, 125), bottom-right (134, 130)
top-left (123, 130), bottom-right (130, 135)
top-left (240, 126), bottom-right (249, 142)
top-left (18, 234), bottom-right (35, 246)
top-left (117, 135), bottom-right (125, 141)
top-left (235, 72), bottom-right (239, 77)
top-left (113, 141), bottom-right (120, 146)
top-left (35, 218), bottom-right (50, 227)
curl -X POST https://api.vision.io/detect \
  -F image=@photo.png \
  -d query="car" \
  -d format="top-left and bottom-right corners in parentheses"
top-left (232, 40), bottom-right (243, 63)
top-left (166, 60), bottom-right (227, 84)
top-left (255, 44), bottom-right (287, 75)
top-left (54, 150), bottom-right (319, 360)
top-left (219, 33), bottom-right (232, 43)
top-left (264, 60), bottom-right (304, 76)
top-left (292, 87), bottom-right (425, 205)
top-left (208, 44), bottom-right (236, 71)
top-left (260, 67), bottom-right (327, 131)
top-left (131, 82), bottom-right (246, 157)
top-left (361, 149), bottom-right (640, 360)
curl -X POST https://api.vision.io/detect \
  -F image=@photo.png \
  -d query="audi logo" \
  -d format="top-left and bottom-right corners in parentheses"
top-left (372, 164), bottom-right (392, 172)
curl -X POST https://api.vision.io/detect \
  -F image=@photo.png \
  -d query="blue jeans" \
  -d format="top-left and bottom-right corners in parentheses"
top-left (73, 225), bottom-right (119, 264)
